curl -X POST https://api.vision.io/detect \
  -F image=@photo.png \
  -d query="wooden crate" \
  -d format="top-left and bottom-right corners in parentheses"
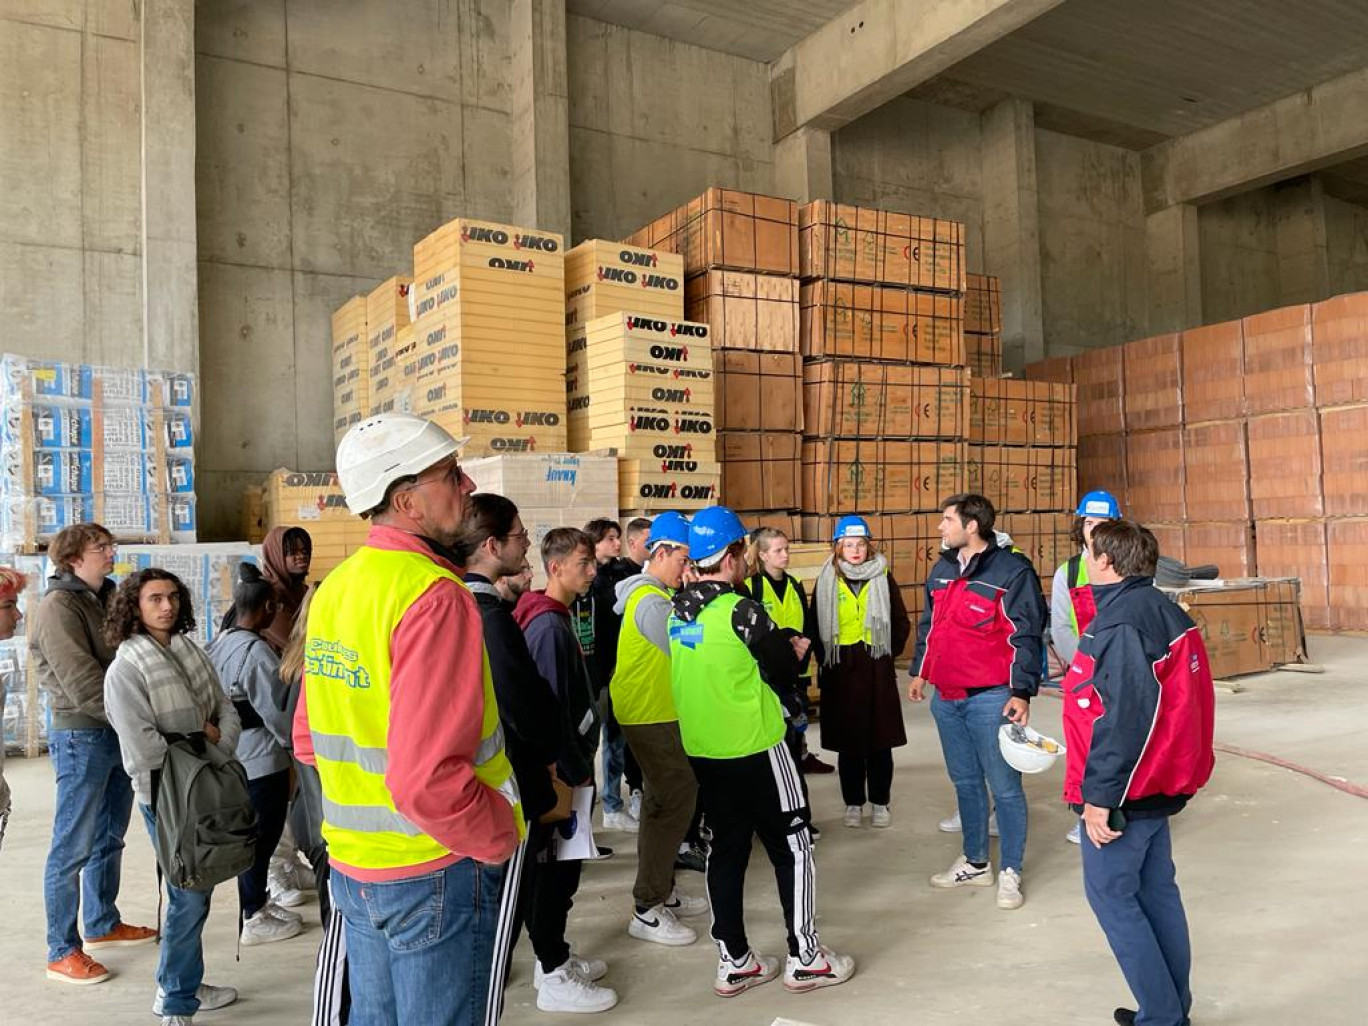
top-left (332, 295), bottom-right (369, 443)
top-left (966, 333), bottom-right (1002, 379)
top-left (805, 361), bottom-right (969, 441)
top-left (964, 274), bottom-right (1002, 334)
top-left (719, 431), bottom-right (801, 511)
top-left (713, 350), bottom-right (801, 433)
top-left (624, 188), bottom-right (799, 277)
top-left (798, 201), bottom-right (966, 293)
top-left (801, 440), bottom-right (966, 515)
top-left (799, 281), bottom-right (964, 366)
top-left (565, 240), bottom-right (684, 328)
top-left (685, 270), bottom-right (799, 353)
top-left (967, 444), bottom-right (1077, 513)
top-left (968, 378), bottom-right (1076, 447)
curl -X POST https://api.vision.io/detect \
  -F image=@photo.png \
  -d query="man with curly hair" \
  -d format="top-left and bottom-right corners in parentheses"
top-left (31, 523), bottom-right (157, 986)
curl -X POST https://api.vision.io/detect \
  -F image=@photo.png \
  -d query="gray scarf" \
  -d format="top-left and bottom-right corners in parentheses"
top-left (815, 552), bottom-right (892, 667)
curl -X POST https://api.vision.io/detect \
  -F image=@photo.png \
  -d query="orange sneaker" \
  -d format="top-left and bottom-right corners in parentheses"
top-left (85, 922), bottom-right (158, 949)
top-left (46, 949), bottom-right (112, 986)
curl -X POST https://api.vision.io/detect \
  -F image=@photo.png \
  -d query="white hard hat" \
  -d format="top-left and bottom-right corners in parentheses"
top-left (998, 723), bottom-right (1066, 774)
top-left (335, 414), bottom-right (467, 515)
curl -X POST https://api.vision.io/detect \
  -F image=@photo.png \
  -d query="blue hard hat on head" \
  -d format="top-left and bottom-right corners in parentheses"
top-left (832, 515), bottom-right (871, 541)
top-left (688, 506), bottom-right (748, 563)
top-left (1077, 490), bottom-right (1122, 519)
top-left (647, 511), bottom-right (691, 553)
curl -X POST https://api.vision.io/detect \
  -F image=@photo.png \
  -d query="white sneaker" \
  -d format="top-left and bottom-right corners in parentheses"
top-left (265, 899), bottom-right (303, 925)
top-left (534, 953), bottom-right (607, 989)
top-left (664, 888), bottom-right (709, 917)
top-left (240, 907), bottom-right (302, 946)
top-left (627, 789), bottom-right (643, 821)
top-left (1066, 821), bottom-right (1082, 845)
top-left (601, 809), bottom-right (639, 834)
top-left (783, 946), bottom-right (856, 992)
top-left (937, 810), bottom-right (999, 836)
top-left (997, 868), bottom-right (1024, 910)
top-left (714, 949), bottom-right (781, 997)
top-left (536, 963), bottom-right (618, 1013)
top-left (628, 904), bottom-right (697, 946)
top-left (153, 983), bottom-right (238, 1015)
top-left (870, 804), bottom-right (891, 828)
top-left (161, 1018), bottom-right (192, 1025)
top-left (267, 859), bottom-right (306, 908)
top-left (843, 805), bottom-right (864, 828)
top-left (930, 855), bottom-right (995, 889)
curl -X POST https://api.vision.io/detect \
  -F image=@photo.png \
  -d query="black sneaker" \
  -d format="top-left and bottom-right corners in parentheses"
top-left (1112, 1011), bottom-right (1135, 1026)
top-left (596, 845), bottom-right (614, 859)
top-left (674, 845), bottom-right (707, 873)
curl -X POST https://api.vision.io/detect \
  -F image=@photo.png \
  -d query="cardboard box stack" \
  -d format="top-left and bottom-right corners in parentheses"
top-left (1026, 288), bottom-right (1368, 631)
top-left (366, 276), bottom-right (415, 415)
top-left (400, 218), bottom-right (567, 455)
top-left (625, 190), bottom-right (801, 521)
top-left (964, 273), bottom-right (1003, 378)
top-left (0, 355), bottom-right (197, 551)
top-left (331, 296), bottom-right (369, 443)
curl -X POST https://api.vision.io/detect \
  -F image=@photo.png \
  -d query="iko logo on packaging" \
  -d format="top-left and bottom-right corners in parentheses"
top-left (489, 257), bottom-right (535, 272)
top-left (619, 249), bottom-right (658, 268)
top-left (652, 444), bottom-right (693, 459)
top-left (637, 482), bottom-right (716, 501)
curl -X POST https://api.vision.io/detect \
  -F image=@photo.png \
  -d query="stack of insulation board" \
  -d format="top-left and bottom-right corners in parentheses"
top-left (331, 296), bottom-right (369, 442)
top-left (626, 189), bottom-right (802, 526)
top-left (0, 355), bottom-right (197, 550)
top-left (567, 313), bottom-right (719, 511)
top-left (964, 273), bottom-right (1003, 378)
top-left (366, 276), bottom-right (414, 415)
top-left (564, 240), bottom-right (685, 330)
top-left (407, 218), bottom-right (567, 455)
top-left (465, 453), bottom-right (618, 586)
top-left (261, 469), bottom-right (368, 579)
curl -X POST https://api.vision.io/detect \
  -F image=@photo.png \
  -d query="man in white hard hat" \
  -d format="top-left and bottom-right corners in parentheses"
top-left (292, 414), bottom-right (525, 1026)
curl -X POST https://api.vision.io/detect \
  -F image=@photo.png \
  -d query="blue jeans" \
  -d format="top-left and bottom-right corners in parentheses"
top-left (141, 804), bottom-right (213, 1017)
top-left (333, 857), bottom-right (506, 1026)
top-left (930, 687), bottom-right (1028, 872)
top-left (44, 727), bottom-right (135, 961)
top-left (600, 694), bottom-right (626, 813)
top-left (1082, 816), bottom-right (1193, 1026)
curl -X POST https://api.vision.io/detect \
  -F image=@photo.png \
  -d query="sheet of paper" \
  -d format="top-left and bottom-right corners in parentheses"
top-left (553, 785), bottom-right (598, 862)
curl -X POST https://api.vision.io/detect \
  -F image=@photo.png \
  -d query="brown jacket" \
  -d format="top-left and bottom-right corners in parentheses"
top-left (30, 573), bottom-right (118, 730)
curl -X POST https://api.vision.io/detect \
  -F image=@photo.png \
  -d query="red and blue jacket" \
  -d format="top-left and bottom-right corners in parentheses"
top-left (913, 538), bottom-right (1047, 701)
top-left (1062, 575), bottom-right (1216, 816)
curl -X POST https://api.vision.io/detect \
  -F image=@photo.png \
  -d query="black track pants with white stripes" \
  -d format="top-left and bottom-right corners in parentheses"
top-left (690, 741), bottom-right (819, 963)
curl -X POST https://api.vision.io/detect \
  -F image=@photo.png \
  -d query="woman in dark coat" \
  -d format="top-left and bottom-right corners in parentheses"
top-left (813, 516), bottom-right (911, 829)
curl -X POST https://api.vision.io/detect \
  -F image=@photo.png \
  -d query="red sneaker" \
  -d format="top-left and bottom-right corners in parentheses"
top-left (46, 950), bottom-right (112, 986)
top-left (85, 922), bottom-right (158, 949)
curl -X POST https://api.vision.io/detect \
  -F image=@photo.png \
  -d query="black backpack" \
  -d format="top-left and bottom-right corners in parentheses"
top-left (153, 732), bottom-right (259, 892)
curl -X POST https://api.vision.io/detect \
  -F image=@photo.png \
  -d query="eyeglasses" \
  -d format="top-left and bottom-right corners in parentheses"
top-left (401, 458), bottom-right (463, 494)
top-left (501, 529), bottom-right (530, 542)
top-left (86, 542), bottom-right (118, 554)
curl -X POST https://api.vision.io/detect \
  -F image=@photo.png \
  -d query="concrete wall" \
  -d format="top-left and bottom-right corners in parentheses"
top-left (832, 97), bottom-right (985, 270)
top-left (1326, 195), bottom-right (1368, 297)
top-left (1035, 130), bottom-right (1147, 353)
top-left (1198, 188), bottom-right (1280, 324)
top-left (193, 0), bottom-right (516, 538)
top-left (565, 15), bottom-right (773, 242)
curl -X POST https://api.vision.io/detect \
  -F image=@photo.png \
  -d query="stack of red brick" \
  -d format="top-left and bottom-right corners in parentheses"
top-left (1027, 292), bottom-right (1368, 630)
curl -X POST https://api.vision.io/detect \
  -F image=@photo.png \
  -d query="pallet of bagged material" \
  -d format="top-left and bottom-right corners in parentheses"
top-left (619, 459), bottom-right (720, 511)
top-left (966, 333), bottom-right (1002, 379)
top-left (965, 274), bottom-right (1002, 334)
top-left (800, 281), bottom-right (964, 366)
top-left (565, 240), bottom-right (685, 328)
top-left (686, 271), bottom-right (799, 353)
top-left (801, 439), bottom-right (966, 515)
top-left (967, 444), bottom-right (1077, 513)
top-left (719, 432), bottom-right (800, 511)
top-left (798, 201), bottom-right (966, 293)
top-left (969, 378), bottom-right (1076, 447)
top-left (713, 350), bottom-right (802, 433)
top-left (623, 188), bottom-right (799, 278)
top-left (805, 361), bottom-right (968, 440)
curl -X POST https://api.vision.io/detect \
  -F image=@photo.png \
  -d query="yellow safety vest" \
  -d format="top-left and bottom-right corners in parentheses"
top-left (753, 574), bottom-right (813, 679)
top-left (305, 546), bottom-right (524, 871)
top-left (837, 576), bottom-right (876, 647)
top-left (609, 582), bottom-right (676, 725)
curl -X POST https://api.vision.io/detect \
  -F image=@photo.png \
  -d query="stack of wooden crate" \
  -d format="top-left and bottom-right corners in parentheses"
top-left (331, 297), bottom-right (369, 443)
top-left (626, 189), bottom-right (802, 530)
top-left (964, 273), bottom-right (1003, 378)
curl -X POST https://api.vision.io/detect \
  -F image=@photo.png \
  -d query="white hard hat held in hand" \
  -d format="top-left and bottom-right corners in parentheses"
top-left (998, 723), bottom-right (1066, 774)
top-left (335, 414), bottom-right (468, 516)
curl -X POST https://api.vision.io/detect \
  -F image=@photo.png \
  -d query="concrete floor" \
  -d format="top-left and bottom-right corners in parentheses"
top-left (3, 636), bottom-right (1366, 1026)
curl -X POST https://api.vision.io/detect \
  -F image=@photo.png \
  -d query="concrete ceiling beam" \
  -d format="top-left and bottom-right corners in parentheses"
top-left (1143, 66), bottom-right (1368, 214)
top-left (769, 0), bottom-right (1064, 141)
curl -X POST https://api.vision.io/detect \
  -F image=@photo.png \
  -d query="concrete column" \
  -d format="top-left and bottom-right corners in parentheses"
top-left (510, 0), bottom-right (571, 241)
top-left (141, 0), bottom-right (199, 374)
top-left (1274, 176), bottom-right (1331, 305)
top-left (774, 127), bottom-right (833, 204)
top-left (1144, 203), bottom-right (1202, 333)
top-left (981, 97), bottom-right (1044, 369)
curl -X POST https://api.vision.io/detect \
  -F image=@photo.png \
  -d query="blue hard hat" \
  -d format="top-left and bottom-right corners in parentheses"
top-left (688, 506), bottom-right (748, 563)
top-left (647, 511), bottom-right (691, 552)
top-left (832, 515), bottom-right (871, 541)
top-left (1077, 490), bottom-right (1122, 519)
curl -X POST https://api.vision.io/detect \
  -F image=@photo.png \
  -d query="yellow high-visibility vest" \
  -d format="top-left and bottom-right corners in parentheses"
top-left (609, 582), bottom-right (676, 725)
top-left (754, 574), bottom-right (813, 679)
top-left (836, 576), bottom-right (876, 647)
top-left (305, 546), bottom-right (524, 870)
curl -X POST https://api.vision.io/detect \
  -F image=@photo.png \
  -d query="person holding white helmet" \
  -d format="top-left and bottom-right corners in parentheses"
top-left (669, 506), bottom-right (855, 998)
top-left (292, 413), bottom-right (525, 1026)
top-left (609, 512), bottom-right (710, 949)
top-left (811, 516), bottom-right (912, 829)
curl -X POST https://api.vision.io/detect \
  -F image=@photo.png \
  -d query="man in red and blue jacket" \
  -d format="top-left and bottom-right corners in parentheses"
top-left (908, 493), bottom-right (1046, 911)
top-left (1062, 520), bottom-right (1215, 1026)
